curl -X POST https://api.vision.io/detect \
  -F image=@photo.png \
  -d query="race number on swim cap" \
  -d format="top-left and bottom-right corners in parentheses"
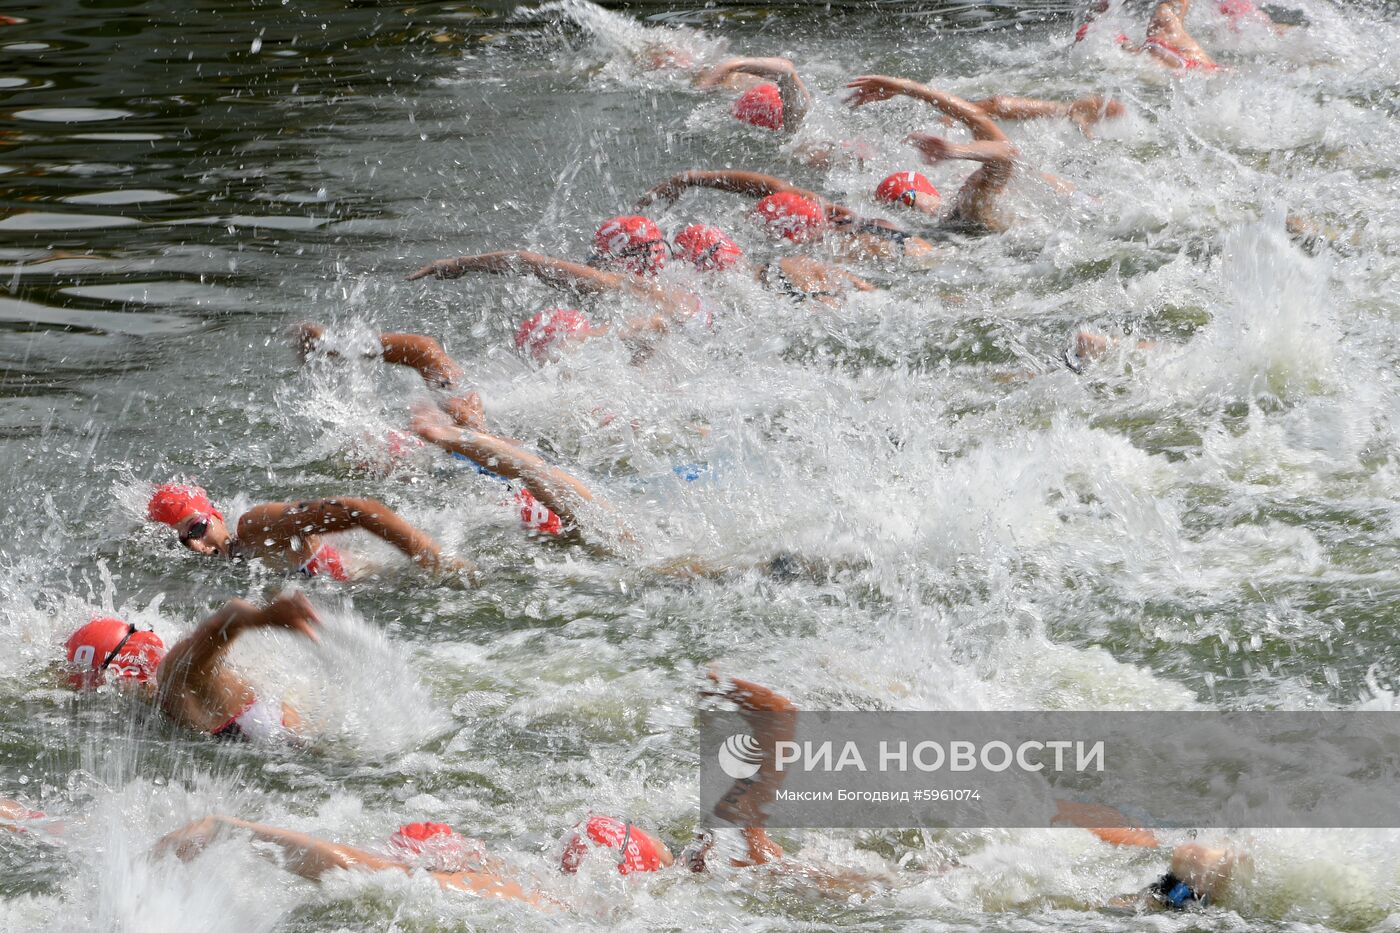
top-left (751, 192), bottom-right (826, 242)
top-left (593, 215), bottom-right (667, 276)
top-left (559, 815), bottom-right (665, 875)
top-left (875, 171), bottom-right (939, 208)
top-left (147, 483), bottom-right (222, 526)
top-left (732, 82), bottom-right (783, 130)
top-left (673, 224), bottom-right (744, 272)
top-left (515, 308), bottom-right (591, 364)
top-left (64, 617), bottom-right (165, 690)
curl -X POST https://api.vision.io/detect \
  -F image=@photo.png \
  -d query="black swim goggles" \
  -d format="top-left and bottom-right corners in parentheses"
top-left (179, 514), bottom-right (211, 546)
top-left (100, 624), bottom-right (139, 673)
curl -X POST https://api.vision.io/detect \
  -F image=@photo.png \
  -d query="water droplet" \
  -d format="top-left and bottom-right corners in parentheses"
top-left (250, 37), bottom-right (262, 54)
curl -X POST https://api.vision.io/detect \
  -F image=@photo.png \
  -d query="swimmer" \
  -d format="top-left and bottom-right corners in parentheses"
top-left (1051, 801), bottom-right (1245, 911)
top-left (410, 406), bottom-right (624, 547)
top-left (672, 222), bottom-right (875, 306)
top-left (636, 169), bottom-right (941, 259)
top-left (1131, 0), bottom-right (1221, 71)
top-left (63, 593), bottom-right (319, 742)
top-left (145, 482), bottom-right (471, 581)
top-left (292, 322), bottom-right (487, 431)
top-left (695, 56), bottom-right (813, 134)
top-left (154, 815), bottom-right (554, 907)
top-left (405, 246), bottom-right (706, 360)
top-left (845, 76), bottom-right (1023, 232)
top-left (409, 231), bottom-right (874, 309)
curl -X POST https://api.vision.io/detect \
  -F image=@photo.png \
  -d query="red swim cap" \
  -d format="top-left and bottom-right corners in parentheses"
top-left (560, 816), bottom-right (666, 876)
top-left (593, 215), bottom-right (667, 276)
top-left (515, 308), bottom-right (591, 364)
top-left (390, 822), bottom-right (488, 871)
top-left (751, 192), bottom-right (826, 243)
top-left (672, 224), bottom-right (744, 272)
top-left (515, 488), bottom-right (563, 536)
top-left (875, 171), bottom-right (939, 208)
top-left (732, 83), bottom-right (783, 131)
top-left (65, 617), bottom-right (165, 690)
top-left (147, 484), bottom-right (222, 527)
top-left (390, 822), bottom-right (457, 854)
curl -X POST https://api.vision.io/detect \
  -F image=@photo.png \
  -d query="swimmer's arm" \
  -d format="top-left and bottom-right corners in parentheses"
top-left (909, 136), bottom-right (1018, 165)
top-left (411, 421), bottom-right (599, 531)
top-left (379, 333), bottom-right (463, 389)
top-left (292, 323), bottom-right (462, 390)
top-left (1050, 801), bottom-right (1160, 848)
top-left (847, 76), bottom-right (1008, 142)
top-left (155, 816), bottom-right (405, 882)
top-left (239, 498), bottom-right (466, 576)
top-left (154, 595), bottom-right (320, 722)
top-left (636, 170), bottom-right (849, 219)
top-left (970, 96), bottom-right (1071, 121)
top-left (407, 251), bottom-right (621, 295)
top-left (705, 671), bottom-right (798, 827)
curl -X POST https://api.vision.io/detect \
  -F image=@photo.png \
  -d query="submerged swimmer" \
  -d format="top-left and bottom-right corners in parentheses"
top-left (409, 231), bottom-right (874, 310)
top-left (145, 482), bottom-right (470, 582)
top-left (636, 169), bottom-right (941, 259)
top-left (62, 593), bottom-right (319, 743)
top-left (405, 242), bottom-right (708, 362)
top-left (155, 815), bottom-right (554, 907)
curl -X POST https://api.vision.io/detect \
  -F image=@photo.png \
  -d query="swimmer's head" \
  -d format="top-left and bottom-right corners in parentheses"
top-left (147, 483), bottom-right (232, 558)
top-left (673, 224), bottom-right (744, 272)
top-left (65, 617), bottom-right (165, 691)
top-left (592, 215), bottom-right (668, 277)
top-left (389, 821), bottom-right (490, 872)
top-left (875, 171), bottom-right (940, 215)
top-left (515, 308), bottom-right (592, 364)
top-left (732, 83), bottom-right (783, 131)
top-left (560, 816), bottom-right (671, 875)
top-left (751, 192), bottom-right (827, 243)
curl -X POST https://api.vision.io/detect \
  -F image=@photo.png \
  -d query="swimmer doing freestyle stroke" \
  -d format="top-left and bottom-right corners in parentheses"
top-left (61, 592), bottom-right (320, 743)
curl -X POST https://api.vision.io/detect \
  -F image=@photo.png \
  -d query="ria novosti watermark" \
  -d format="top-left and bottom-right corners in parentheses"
top-left (699, 712), bottom-right (1400, 828)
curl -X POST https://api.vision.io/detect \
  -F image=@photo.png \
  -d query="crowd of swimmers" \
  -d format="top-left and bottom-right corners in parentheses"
top-left (10, 0), bottom-right (1305, 916)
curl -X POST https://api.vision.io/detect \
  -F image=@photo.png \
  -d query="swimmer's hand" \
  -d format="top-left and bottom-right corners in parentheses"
top-left (844, 75), bottom-right (918, 108)
top-left (905, 132), bottom-right (957, 162)
top-left (251, 592), bottom-right (323, 644)
top-left (429, 555), bottom-right (482, 588)
top-left (407, 258), bottom-right (466, 281)
top-left (440, 392), bottom-right (488, 431)
top-left (289, 321), bottom-right (326, 362)
top-left (154, 816), bottom-right (237, 862)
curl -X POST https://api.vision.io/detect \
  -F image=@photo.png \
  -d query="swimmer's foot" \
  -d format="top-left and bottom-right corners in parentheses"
top-left (1061, 348), bottom-right (1086, 375)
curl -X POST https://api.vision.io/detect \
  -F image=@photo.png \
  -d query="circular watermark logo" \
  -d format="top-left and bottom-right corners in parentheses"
top-left (717, 732), bottom-right (763, 780)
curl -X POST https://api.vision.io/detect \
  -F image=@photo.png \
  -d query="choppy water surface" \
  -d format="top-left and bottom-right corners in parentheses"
top-left (2, 0), bottom-right (1400, 929)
